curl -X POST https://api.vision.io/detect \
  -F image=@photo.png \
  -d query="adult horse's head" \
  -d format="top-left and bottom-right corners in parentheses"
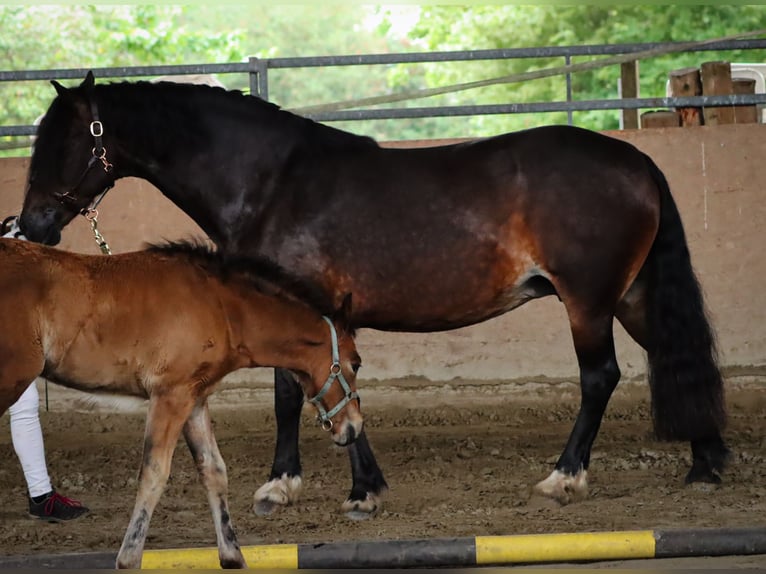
top-left (19, 71), bottom-right (116, 245)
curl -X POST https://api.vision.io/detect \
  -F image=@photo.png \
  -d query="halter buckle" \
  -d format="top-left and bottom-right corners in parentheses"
top-left (90, 120), bottom-right (104, 137)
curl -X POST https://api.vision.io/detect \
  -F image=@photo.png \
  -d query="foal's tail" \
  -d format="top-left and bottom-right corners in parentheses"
top-left (643, 155), bottom-right (726, 443)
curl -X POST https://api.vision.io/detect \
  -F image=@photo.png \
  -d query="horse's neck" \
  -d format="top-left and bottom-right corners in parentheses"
top-left (222, 286), bottom-right (322, 372)
top-left (105, 91), bottom-right (268, 247)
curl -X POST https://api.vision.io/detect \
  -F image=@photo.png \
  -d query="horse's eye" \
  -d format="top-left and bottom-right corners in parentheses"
top-left (351, 362), bottom-right (361, 374)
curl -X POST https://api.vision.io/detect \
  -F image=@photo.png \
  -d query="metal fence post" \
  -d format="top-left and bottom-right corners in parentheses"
top-left (248, 56), bottom-right (269, 101)
top-left (565, 55), bottom-right (573, 126)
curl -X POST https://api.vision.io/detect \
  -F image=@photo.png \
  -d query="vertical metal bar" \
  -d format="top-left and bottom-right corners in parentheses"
top-left (248, 56), bottom-right (269, 101)
top-left (565, 55), bottom-right (573, 125)
top-left (258, 59), bottom-right (269, 101)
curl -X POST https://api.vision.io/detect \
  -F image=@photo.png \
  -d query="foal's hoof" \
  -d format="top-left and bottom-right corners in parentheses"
top-left (341, 493), bottom-right (382, 521)
top-left (253, 474), bottom-right (302, 516)
top-left (533, 469), bottom-right (588, 506)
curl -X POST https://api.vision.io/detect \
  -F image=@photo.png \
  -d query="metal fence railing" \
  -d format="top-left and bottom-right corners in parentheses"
top-left (2, 36), bottom-right (766, 141)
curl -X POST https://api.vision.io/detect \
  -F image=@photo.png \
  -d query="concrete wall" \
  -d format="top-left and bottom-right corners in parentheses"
top-left (2, 124), bottom-right (764, 385)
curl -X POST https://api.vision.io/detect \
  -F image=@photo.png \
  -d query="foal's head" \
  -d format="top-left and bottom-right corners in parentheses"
top-left (292, 295), bottom-right (363, 447)
top-left (149, 241), bottom-right (364, 446)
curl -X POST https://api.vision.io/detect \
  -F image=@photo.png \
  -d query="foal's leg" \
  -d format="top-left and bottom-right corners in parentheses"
top-left (254, 368), bottom-right (304, 515)
top-left (116, 389), bottom-right (196, 570)
top-left (534, 313), bottom-right (620, 505)
top-left (184, 400), bottom-right (246, 569)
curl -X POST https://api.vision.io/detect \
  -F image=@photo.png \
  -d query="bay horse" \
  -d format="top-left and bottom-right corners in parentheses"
top-left (0, 237), bottom-right (362, 569)
top-left (18, 72), bottom-right (728, 518)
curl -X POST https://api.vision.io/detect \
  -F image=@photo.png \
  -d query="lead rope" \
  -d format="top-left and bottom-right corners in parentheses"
top-left (84, 208), bottom-right (111, 255)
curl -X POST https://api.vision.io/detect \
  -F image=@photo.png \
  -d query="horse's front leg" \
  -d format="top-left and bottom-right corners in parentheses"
top-left (341, 431), bottom-right (388, 520)
top-left (254, 369), bottom-right (388, 520)
top-left (184, 399), bottom-right (246, 568)
top-left (116, 390), bottom-right (195, 569)
top-left (534, 317), bottom-right (620, 505)
top-left (254, 368), bottom-right (304, 515)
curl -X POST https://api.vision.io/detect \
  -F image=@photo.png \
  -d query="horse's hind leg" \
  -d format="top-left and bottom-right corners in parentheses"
top-left (534, 312), bottom-right (620, 505)
top-left (0, 330), bottom-right (45, 415)
top-left (116, 388), bottom-right (196, 570)
top-left (616, 276), bottom-right (729, 485)
top-left (183, 399), bottom-right (246, 569)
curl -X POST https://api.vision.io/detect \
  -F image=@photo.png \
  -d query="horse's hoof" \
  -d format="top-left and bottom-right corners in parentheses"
top-left (341, 493), bottom-right (381, 521)
top-left (345, 509), bottom-right (376, 521)
top-left (253, 474), bottom-right (302, 516)
top-left (685, 462), bottom-right (724, 485)
top-left (533, 469), bottom-right (588, 506)
top-left (253, 499), bottom-right (281, 517)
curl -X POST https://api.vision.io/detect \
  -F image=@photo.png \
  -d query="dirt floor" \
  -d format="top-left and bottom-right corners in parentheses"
top-left (0, 375), bottom-right (764, 568)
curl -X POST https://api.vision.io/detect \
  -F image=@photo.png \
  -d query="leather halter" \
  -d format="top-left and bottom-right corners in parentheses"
top-left (53, 98), bottom-right (115, 215)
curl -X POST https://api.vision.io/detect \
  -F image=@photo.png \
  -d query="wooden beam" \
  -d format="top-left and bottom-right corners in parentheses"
top-left (700, 61), bottom-right (735, 125)
top-left (669, 66), bottom-right (702, 126)
top-left (641, 110), bottom-right (681, 128)
top-left (620, 60), bottom-right (640, 130)
top-left (733, 77), bottom-right (759, 124)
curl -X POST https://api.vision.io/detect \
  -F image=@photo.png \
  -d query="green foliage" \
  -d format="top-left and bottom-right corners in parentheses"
top-left (2, 5), bottom-right (766, 153)
top-left (0, 5), bottom-right (247, 155)
top-left (392, 5), bottom-right (766, 134)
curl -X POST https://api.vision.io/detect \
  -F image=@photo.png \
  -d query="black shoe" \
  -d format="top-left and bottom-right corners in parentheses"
top-left (28, 490), bottom-right (89, 522)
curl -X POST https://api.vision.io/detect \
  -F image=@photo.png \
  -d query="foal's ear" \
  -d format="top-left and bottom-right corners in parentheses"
top-left (332, 293), bottom-right (354, 333)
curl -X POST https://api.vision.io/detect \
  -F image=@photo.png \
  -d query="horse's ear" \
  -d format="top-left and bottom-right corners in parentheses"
top-left (333, 293), bottom-right (353, 333)
top-left (50, 80), bottom-right (68, 97)
top-left (80, 71), bottom-right (95, 92)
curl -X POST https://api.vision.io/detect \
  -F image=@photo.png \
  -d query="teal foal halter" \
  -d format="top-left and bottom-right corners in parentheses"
top-left (308, 316), bottom-right (359, 430)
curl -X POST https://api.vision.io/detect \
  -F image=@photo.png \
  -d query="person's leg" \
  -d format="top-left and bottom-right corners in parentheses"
top-left (9, 381), bottom-right (89, 522)
top-left (9, 382), bottom-right (51, 497)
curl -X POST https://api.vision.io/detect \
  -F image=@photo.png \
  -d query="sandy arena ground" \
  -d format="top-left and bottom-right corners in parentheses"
top-left (0, 375), bottom-right (764, 568)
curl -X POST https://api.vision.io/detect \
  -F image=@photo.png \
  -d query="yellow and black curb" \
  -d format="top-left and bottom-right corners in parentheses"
top-left (1, 526), bottom-right (764, 569)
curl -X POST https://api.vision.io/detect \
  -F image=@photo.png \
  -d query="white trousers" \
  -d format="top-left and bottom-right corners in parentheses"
top-left (9, 382), bottom-right (52, 498)
top-left (4, 224), bottom-right (51, 497)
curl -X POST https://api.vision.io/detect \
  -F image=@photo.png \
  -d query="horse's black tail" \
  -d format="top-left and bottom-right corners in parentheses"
top-left (643, 155), bottom-right (726, 444)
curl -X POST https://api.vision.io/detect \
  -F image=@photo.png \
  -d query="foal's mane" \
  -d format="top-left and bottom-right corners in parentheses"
top-left (147, 240), bottom-right (333, 314)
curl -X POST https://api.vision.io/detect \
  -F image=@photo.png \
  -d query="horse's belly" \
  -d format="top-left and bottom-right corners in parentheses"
top-left (353, 267), bottom-right (554, 332)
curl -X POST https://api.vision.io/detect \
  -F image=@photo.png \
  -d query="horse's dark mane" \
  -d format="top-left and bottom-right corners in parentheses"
top-left (94, 80), bottom-right (378, 153)
top-left (147, 239), bottom-right (334, 315)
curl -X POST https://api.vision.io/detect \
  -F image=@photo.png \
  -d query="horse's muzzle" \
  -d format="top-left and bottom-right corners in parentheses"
top-left (333, 417), bottom-right (363, 447)
top-left (18, 210), bottom-right (62, 246)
